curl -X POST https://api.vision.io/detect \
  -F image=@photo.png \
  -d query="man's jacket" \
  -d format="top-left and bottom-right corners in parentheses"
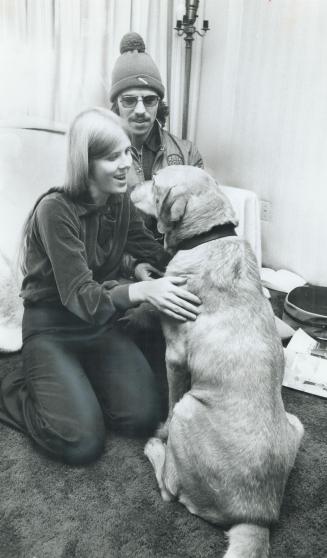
top-left (127, 125), bottom-right (203, 189)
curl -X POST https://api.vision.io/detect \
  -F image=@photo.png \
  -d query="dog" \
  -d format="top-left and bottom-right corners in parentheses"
top-left (131, 166), bottom-right (304, 558)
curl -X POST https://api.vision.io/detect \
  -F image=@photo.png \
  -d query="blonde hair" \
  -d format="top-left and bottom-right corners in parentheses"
top-left (65, 107), bottom-right (130, 199)
top-left (19, 107), bottom-right (130, 273)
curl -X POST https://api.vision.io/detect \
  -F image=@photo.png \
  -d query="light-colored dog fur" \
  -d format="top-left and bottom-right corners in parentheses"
top-left (131, 166), bottom-right (304, 558)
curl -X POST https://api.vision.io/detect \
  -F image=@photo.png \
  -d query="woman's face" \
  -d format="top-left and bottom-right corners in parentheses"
top-left (89, 129), bottom-right (132, 204)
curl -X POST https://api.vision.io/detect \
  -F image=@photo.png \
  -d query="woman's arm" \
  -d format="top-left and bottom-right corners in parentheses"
top-left (124, 199), bottom-right (170, 271)
top-left (125, 199), bottom-right (202, 320)
top-left (35, 196), bottom-right (200, 324)
top-left (34, 196), bottom-right (131, 324)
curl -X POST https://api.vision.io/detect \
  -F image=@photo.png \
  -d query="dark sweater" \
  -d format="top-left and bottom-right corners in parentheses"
top-left (21, 191), bottom-right (169, 325)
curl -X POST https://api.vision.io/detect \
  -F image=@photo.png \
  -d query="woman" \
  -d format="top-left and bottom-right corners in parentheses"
top-left (0, 108), bottom-right (201, 465)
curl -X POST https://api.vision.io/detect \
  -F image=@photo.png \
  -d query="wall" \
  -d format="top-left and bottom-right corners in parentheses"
top-left (196, 0), bottom-right (327, 285)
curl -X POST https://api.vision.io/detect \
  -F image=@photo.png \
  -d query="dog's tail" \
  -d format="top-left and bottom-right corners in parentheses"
top-left (223, 524), bottom-right (269, 558)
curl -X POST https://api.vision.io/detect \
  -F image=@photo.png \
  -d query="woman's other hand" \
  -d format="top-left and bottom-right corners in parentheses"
top-left (134, 263), bottom-right (164, 281)
top-left (129, 276), bottom-right (201, 322)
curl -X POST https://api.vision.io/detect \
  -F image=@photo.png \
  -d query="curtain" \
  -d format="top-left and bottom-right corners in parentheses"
top-left (0, 0), bottom-right (205, 141)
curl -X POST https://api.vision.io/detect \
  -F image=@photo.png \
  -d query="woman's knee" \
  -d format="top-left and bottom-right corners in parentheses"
top-left (61, 427), bottom-right (106, 465)
top-left (25, 400), bottom-right (106, 465)
top-left (41, 417), bottom-right (106, 465)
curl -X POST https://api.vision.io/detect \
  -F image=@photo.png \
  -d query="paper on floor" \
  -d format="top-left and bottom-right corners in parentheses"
top-left (283, 328), bottom-right (327, 398)
top-left (261, 268), bottom-right (306, 293)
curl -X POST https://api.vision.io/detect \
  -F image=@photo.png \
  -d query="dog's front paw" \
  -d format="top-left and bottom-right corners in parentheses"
top-left (144, 438), bottom-right (173, 502)
top-left (144, 437), bottom-right (166, 481)
top-left (156, 420), bottom-right (170, 441)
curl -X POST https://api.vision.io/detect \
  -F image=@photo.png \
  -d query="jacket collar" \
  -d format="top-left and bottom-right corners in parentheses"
top-left (75, 194), bottom-right (124, 217)
top-left (145, 119), bottom-right (162, 152)
top-left (131, 119), bottom-right (164, 158)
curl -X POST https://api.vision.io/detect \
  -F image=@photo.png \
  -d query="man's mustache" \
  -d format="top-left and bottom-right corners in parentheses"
top-left (131, 118), bottom-right (150, 123)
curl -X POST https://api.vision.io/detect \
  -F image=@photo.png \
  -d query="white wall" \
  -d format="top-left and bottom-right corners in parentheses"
top-left (196, 0), bottom-right (327, 285)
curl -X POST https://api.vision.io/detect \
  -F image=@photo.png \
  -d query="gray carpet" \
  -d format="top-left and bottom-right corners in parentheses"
top-left (0, 292), bottom-right (326, 558)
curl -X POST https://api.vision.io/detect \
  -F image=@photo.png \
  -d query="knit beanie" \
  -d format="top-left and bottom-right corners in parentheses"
top-left (110, 32), bottom-right (165, 102)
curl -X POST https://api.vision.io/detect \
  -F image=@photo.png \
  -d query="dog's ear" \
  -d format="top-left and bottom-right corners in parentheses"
top-left (159, 184), bottom-right (189, 228)
top-left (168, 185), bottom-right (188, 223)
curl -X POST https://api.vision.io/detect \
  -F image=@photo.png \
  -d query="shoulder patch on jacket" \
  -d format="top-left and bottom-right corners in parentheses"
top-left (167, 153), bottom-right (184, 166)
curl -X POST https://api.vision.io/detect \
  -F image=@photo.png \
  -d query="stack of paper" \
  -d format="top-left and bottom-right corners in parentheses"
top-left (261, 268), bottom-right (307, 293)
top-left (283, 329), bottom-right (327, 398)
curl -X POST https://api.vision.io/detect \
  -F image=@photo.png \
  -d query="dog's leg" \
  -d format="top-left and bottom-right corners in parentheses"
top-left (286, 412), bottom-right (304, 465)
top-left (156, 330), bottom-right (189, 440)
top-left (156, 358), bottom-right (189, 440)
top-left (144, 438), bottom-right (173, 502)
top-left (286, 412), bottom-right (304, 441)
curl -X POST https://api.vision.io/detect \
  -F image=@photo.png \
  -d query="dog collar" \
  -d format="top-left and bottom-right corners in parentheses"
top-left (175, 222), bottom-right (237, 251)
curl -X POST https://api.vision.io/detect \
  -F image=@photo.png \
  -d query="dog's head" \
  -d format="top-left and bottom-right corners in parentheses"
top-left (152, 166), bottom-right (238, 247)
top-left (130, 179), bottom-right (157, 218)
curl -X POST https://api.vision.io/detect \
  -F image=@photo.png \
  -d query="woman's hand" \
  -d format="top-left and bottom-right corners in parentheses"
top-left (134, 262), bottom-right (164, 281)
top-left (129, 276), bottom-right (201, 322)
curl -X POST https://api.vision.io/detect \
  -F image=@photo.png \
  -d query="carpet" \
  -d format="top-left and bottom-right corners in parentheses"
top-left (0, 293), bottom-right (326, 558)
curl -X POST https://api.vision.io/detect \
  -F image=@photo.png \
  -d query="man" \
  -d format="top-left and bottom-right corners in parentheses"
top-left (109, 33), bottom-right (204, 417)
top-left (110, 32), bottom-right (203, 239)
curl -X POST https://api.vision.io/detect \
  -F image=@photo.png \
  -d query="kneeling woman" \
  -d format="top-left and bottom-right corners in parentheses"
top-left (0, 108), bottom-right (200, 465)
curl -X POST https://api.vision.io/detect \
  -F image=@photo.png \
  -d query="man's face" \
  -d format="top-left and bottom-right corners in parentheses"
top-left (117, 88), bottom-right (159, 140)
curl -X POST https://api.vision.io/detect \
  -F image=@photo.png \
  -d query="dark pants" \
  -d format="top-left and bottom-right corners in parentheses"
top-left (0, 304), bottom-right (164, 465)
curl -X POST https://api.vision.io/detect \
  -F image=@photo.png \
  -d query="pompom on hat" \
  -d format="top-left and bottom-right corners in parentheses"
top-left (110, 32), bottom-right (165, 102)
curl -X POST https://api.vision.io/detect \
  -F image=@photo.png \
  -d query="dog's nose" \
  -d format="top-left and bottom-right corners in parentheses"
top-left (130, 190), bottom-right (141, 204)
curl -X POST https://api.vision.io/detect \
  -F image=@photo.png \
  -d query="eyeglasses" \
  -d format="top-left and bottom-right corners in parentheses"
top-left (119, 95), bottom-right (159, 109)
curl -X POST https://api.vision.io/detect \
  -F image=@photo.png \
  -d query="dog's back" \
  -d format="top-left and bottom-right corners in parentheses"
top-left (162, 235), bottom-right (300, 525)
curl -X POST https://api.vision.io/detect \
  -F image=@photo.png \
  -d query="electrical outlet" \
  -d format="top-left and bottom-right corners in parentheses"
top-left (260, 200), bottom-right (272, 222)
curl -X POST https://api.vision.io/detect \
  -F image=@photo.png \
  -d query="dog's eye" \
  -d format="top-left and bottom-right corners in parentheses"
top-left (155, 197), bottom-right (159, 205)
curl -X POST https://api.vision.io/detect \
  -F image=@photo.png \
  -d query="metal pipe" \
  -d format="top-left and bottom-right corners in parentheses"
top-left (182, 32), bottom-right (194, 139)
top-left (174, 0), bottom-right (209, 139)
